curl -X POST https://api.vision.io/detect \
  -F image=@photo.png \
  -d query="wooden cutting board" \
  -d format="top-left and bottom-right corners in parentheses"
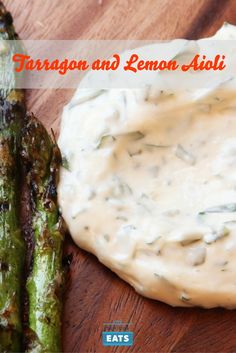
top-left (5, 0), bottom-right (236, 352)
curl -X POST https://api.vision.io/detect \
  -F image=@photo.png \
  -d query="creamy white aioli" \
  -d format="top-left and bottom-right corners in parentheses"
top-left (58, 24), bottom-right (236, 308)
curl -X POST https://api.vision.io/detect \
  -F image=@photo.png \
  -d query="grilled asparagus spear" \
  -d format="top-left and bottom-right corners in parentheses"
top-left (0, 1), bottom-right (24, 100)
top-left (21, 114), bottom-right (64, 353)
top-left (0, 2), bottom-right (26, 352)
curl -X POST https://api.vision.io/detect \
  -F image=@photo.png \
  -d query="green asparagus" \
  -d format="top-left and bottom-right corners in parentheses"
top-left (0, 2), bottom-right (26, 352)
top-left (21, 114), bottom-right (64, 353)
top-left (0, 1), bottom-right (24, 100)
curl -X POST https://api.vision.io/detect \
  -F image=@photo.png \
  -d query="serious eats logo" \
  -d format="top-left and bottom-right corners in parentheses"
top-left (102, 320), bottom-right (134, 347)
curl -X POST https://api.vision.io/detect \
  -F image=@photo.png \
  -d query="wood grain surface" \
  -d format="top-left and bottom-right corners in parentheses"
top-left (4, 0), bottom-right (236, 352)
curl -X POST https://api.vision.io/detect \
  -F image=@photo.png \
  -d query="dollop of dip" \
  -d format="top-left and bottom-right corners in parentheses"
top-left (58, 24), bottom-right (236, 308)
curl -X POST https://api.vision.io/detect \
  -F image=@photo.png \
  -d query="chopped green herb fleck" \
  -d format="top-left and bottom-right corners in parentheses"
top-left (96, 134), bottom-right (116, 149)
top-left (69, 89), bottom-right (106, 109)
top-left (118, 131), bottom-right (144, 140)
top-left (62, 156), bottom-right (70, 170)
top-left (128, 149), bottom-right (142, 157)
top-left (103, 234), bottom-right (110, 242)
top-left (145, 236), bottom-right (162, 245)
top-left (144, 143), bottom-right (171, 149)
top-left (199, 203), bottom-right (236, 215)
top-left (180, 292), bottom-right (191, 302)
top-left (224, 220), bottom-right (236, 225)
top-left (204, 226), bottom-right (229, 244)
top-left (96, 130), bottom-right (144, 149)
top-left (174, 144), bottom-right (196, 165)
top-left (154, 273), bottom-right (176, 288)
top-left (116, 216), bottom-right (128, 222)
top-left (181, 238), bottom-right (202, 246)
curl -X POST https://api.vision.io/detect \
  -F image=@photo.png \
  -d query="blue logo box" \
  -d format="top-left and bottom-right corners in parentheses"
top-left (102, 331), bottom-right (133, 346)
